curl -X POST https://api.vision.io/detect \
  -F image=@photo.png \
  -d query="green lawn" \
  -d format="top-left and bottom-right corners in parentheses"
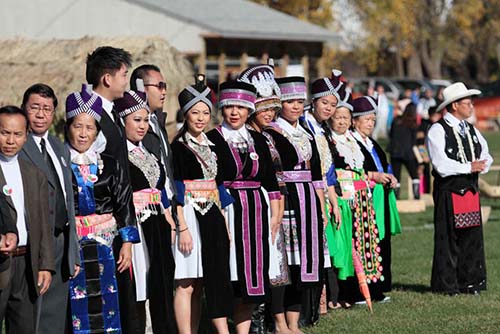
top-left (309, 131), bottom-right (500, 333)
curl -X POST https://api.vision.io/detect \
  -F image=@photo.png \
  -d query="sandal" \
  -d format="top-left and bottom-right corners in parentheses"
top-left (328, 302), bottom-right (342, 310)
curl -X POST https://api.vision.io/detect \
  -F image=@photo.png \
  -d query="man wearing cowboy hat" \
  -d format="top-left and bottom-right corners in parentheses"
top-left (426, 82), bottom-right (493, 295)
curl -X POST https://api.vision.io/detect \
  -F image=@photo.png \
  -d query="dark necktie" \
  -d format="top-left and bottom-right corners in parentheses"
top-left (459, 121), bottom-right (466, 137)
top-left (41, 138), bottom-right (68, 232)
top-left (150, 113), bottom-right (176, 198)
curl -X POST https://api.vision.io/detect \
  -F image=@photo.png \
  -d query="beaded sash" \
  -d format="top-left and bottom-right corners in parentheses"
top-left (75, 213), bottom-right (118, 247)
top-left (133, 188), bottom-right (163, 223)
top-left (184, 179), bottom-right (220, 215)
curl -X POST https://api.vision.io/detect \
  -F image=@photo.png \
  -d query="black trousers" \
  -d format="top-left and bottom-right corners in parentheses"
top-left (37, 232), bottom-right (69, 334)
top-left (391, 157), bottom-right (419, 181)
top-left (0, 252), bottom-right (38, 334)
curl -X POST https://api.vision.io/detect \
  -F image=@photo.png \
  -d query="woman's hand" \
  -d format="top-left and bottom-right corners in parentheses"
top-left (270, 215), bottom-right (280, 245)
top-left (371, 171), bottom-right (391, 185)
top-left (117, 242), bottom-right (132, 273)
top-left (178, 228), bottom-right (193, 254)
top-left (332, 204), bottom-right (342, 230)
top-left (164, 209), bottom-right (176, 246)
top-left (388, 174), bottom-right (398, 188)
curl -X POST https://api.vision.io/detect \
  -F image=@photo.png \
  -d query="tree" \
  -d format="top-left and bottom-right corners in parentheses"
top-left (251, 0), bottom-right (333, 27)
top-left (448, 0), bottom-right (500, 83)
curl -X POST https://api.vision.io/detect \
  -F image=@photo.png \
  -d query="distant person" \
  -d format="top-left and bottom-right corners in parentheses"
top-left (0, 106), bottom-right (54, 333)
top-left (398, 88), bottom-right (413, 113)
top-left (416, 106), bottom-right (442, 194)
top-left (387, 103), bottom-right (420, 199)
top-left (427, 82), bottom-right (493, 295)
top-left (373, 85), bottom-right (390, 139)
top-left (417, 88), bottom-right (437, 121)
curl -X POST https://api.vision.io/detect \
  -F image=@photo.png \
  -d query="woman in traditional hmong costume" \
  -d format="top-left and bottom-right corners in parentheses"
top-left (206, 81), bottom-right (281, 334)
top-left (171, 75), bottom-right (233, 334)
top-left (66, 85), bottom-right (141, 334)
top-left (304, 71), bottom-right (345, 312)
top-left (264, 76), bottom-right (325, 330)
top-left (238, 64), bottom-right (291, 334)
top-left (326, 84), bottom-right (368, 305)
top-left (114, 85), bottom-right (176, 334)
top-left (351, 96), bottom-right (401, 301)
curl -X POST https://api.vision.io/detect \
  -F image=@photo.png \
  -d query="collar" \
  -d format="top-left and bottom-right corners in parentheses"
top-left (179, 131), bottom-right (214, 147)
top-left (93, 91), bottom-right (114, 114)
top-left (0, 153), bottom-right (18, 164)
top-left (31, 131), bottom-right (49, 145)
top-left (127, 140), bottom-right (145, 152)
top-left (444, 111), bottom-right (464, 128)
top-left (221, 121), bottom-right (249, 141)
top-left (276, 117), bottom-right (312, 139)
top-left (305, 113), bottom-right (324, 135)
top-left (352, 129), bottom-right (373, 151)
top-left (69, 146), bottom-right (98, 165)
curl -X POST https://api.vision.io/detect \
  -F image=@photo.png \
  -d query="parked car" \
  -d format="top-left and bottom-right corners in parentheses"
top-left (348, 77), bottom-right (403, 100)
top-left (428, 79), bottom-right (452, 93)
top-left (391, 78), bottom-right (434, 96)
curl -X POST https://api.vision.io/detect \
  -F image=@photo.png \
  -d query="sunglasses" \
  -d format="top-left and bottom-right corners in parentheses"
top-left (144, 81), bottom-right (167, 90)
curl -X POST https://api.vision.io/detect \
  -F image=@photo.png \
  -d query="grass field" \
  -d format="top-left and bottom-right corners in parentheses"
top-left (309, 131), bottom-right (500, 333)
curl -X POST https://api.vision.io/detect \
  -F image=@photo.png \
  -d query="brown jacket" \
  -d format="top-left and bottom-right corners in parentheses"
top-left (0, 158), bottom-right (55, 295)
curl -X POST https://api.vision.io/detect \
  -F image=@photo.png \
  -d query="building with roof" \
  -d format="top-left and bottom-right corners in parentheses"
top-left (2, 0), bottom-right (338, 85)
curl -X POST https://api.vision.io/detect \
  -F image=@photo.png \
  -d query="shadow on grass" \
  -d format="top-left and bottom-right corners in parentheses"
top-left (392, 283), bottom-right (431, 294)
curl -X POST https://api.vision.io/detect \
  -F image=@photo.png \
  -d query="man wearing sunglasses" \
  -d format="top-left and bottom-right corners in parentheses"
top-left (130, 65), bottom-right (176, 203)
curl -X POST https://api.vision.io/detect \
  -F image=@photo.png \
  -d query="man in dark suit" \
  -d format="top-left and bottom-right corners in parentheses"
top-left (130, 64), bottom-right (177, 204)
top-left (19, 84), bottom-right (80, 333)
top-left (86, 46), bottom-right (143, 330)
top-left (0, 105), bottom-right (55, 333)
top-left (86, 46), bottom-right (132, 173)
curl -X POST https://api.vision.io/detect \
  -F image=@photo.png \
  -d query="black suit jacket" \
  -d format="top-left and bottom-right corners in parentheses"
top-left (142, 120), bottom-right (177, 201)
top-left (0, 159), bottom-right (55, 295)
top-left (100, 111), bottom-right (130, 179)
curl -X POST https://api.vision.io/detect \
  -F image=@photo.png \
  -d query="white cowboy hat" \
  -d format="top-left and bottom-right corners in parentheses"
top-left (436, 82), bottom-right (481, 112)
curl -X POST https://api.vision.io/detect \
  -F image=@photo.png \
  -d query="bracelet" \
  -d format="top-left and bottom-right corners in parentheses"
top-left (178, 227), bottom-right (189, 233)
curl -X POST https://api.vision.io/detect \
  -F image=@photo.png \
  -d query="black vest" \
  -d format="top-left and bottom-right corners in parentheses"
top-left (433, 118), bottom-right (482, 193)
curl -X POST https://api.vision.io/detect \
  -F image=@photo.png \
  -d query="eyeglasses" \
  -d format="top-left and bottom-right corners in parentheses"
top-left (27, 104), bottom-right (54, 115)
top-left (457, 101), bottom-right (474, 108)
top-left (144, 82), bottom-right (167, 91)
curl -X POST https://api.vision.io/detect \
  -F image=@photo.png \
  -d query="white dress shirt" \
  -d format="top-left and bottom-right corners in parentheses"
top-left (426, 112), bottom-right (493, 178)
top-left (32, 133), bottom-right (67, 201)
top-left (94, 92), bottom-right (114, 121)
top-left (0, 154), bottom-right (28, 246)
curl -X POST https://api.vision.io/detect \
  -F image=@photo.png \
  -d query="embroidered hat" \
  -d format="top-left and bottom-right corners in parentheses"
top-left (275, 76), bottom-right (307, 101)
top-left (336, 81), bottom-right (353, 112)
top-left (436, 82), bottom-right (481, 112)
top-left (178, 74), bottom-right (213, 114)
top-left (115, 79), bottom-right (150, 118)
top-left (311, 69), bottom-right (343, 101)
top-left (218, 81), bottom-right (257, 113)
top-left (352, 96), bottom-right (378, 118)
top-left (238, 61), bottom-right (281, 113)
top-left (65, 84), bottom-right (103, 122)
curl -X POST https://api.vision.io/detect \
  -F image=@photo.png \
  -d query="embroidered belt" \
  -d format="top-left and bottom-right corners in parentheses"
top-left (224, 180), bottom-right (261, 189)
top-left (282, 170), bottom-right (312, 183)
top-left (336, 169), bottom-right (369, 200)
top-left (133, 188), bottom-right (163, 223)
top-left (75, 213), bottom-right (117, 247)
top-left (185, 179), bottom-right (220, 215)
top-left (452, 190), bottom-right (481, 229)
